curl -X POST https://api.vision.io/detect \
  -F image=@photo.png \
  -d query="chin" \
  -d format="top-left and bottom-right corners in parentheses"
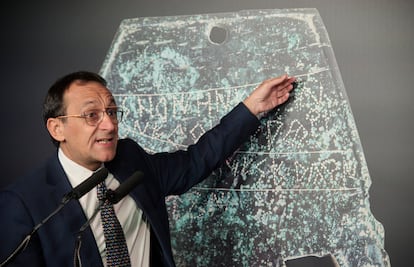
top-left (104, 155), bottom-right (116, 163)
top-left (98, 152), bottom-right (116, 163)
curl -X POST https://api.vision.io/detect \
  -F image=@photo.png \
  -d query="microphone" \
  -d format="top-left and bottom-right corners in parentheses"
top-left (64, 167), bottom-right (109, 201)
top-left (0, 168), bottom-right (108, 267)
top-left (73, 171), bottom-right (144, 267)
top-left (106, 171), bottom-right (144, 204)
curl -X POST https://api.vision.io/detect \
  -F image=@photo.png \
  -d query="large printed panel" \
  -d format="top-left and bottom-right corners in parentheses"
top-left (100, 8), bottom-right (390, 266)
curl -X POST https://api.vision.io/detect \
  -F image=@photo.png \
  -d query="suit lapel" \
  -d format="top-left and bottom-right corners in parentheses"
top-left (43, 155), bottom-right (104, 266)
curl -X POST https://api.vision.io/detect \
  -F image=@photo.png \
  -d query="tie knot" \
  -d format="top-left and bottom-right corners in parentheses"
top-left (97, 181), bottom-right (107, 201)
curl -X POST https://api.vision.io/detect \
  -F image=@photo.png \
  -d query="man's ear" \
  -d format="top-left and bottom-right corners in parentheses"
top-left (46, 118), bottom-right (65, 142)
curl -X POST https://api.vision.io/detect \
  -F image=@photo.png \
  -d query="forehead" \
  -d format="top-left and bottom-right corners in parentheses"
top-left (64, 80), bottom-right (115, 108)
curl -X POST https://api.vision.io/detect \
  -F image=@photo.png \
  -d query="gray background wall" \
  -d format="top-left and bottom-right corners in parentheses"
top-left (0, 1), bottom-right (412, 266)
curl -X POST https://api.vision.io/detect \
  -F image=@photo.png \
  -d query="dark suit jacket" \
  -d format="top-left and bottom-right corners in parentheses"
top-left (0, 103), bottom-right (260, 267)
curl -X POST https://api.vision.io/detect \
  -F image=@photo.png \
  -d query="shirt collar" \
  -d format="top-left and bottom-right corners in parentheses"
top-left (58, 148), bottom-right (104, 189)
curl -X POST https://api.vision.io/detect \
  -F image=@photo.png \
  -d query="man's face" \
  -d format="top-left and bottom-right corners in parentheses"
top-left (56, 81), bottom-right (119, 170)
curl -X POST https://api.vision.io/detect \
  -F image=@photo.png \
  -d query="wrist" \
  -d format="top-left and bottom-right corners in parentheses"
top-left (242, 97), bottom-right (259, 116)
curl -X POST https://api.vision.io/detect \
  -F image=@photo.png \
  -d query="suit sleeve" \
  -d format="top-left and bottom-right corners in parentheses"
top-left (0, 190), bottom-right (46, 266)
top-left (148, 102), bottom-right (260, 196)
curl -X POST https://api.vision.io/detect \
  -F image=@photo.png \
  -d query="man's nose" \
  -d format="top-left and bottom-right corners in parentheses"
top-left (99, 111), bottom-right (116, 129)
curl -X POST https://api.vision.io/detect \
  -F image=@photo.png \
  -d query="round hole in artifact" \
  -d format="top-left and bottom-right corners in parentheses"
top-left (209, 26), bottom-right (228, 45)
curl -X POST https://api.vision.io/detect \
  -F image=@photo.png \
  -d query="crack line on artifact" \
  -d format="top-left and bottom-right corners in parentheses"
top-left (113, 68), bottom-right (329, 97)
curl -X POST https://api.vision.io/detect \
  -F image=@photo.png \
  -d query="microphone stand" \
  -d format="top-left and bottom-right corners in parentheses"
top-left (0, 195), bottom-right (72, 267)
top-left (73, 199), bottom-right (104, 267)
top-left (1, 168), bottom-right (108, 267)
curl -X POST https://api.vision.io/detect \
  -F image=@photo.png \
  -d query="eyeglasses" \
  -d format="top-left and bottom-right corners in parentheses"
top-left (55, 106), bottom-right (124, 126)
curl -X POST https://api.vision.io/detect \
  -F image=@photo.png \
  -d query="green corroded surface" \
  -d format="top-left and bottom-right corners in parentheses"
top-left (100, 8), bottom-right (390, 266)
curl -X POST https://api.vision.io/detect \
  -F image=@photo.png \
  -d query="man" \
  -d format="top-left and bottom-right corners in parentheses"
top-left (0, 71), bottom-right (295, 266)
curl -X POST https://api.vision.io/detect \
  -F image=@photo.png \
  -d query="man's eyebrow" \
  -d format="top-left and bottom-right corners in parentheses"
top-left (80, 97), bottom-right (117, 109)
top-left (80, 100), bottom-right (100, 109)
top-left (107, 98), bottom-right (117, 106)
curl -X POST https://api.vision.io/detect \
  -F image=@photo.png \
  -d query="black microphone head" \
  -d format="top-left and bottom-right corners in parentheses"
top-left (70, 167), bottom-right (108, 200)
top-left (107, 171), bottom-right (144, 204)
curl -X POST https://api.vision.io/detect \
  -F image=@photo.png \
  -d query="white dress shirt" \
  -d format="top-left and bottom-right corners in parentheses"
top-left (58, 149), bottom-right (150, 266)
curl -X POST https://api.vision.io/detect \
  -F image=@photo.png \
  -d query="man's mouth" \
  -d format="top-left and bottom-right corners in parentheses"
top-left (96, 138), bottom-right (113, 144)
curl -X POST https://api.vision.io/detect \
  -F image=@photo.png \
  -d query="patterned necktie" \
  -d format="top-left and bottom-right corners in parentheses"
top-left (97, 181), bottom-right (131, 267)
